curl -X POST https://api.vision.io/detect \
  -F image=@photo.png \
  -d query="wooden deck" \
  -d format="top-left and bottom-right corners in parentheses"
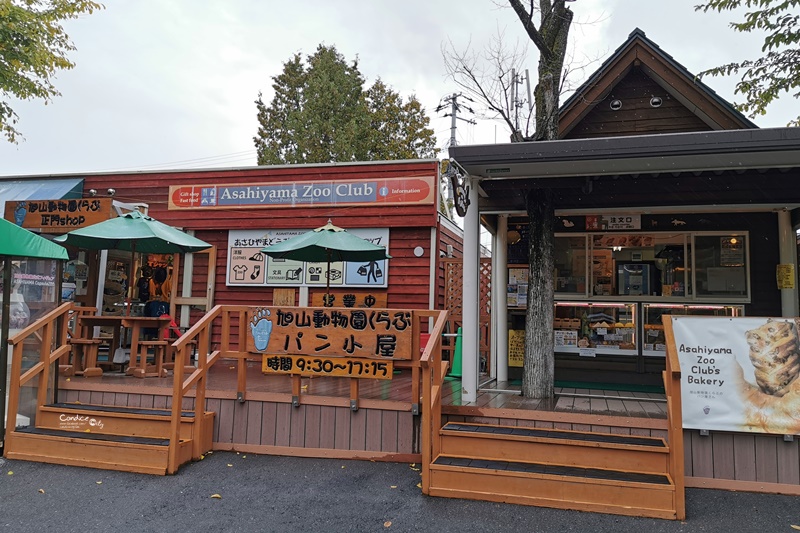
top-left (54, 362), bottom-right (666, 419)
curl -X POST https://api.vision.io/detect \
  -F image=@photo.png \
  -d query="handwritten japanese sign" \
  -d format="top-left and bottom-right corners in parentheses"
top-left (262, 355), bottom-right (393, 379)
top-left (248, 306), bottom-right (413, 360)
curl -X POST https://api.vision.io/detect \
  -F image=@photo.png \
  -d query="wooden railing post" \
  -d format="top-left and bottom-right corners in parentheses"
top-left (663, 317), bottom-right (686, 521)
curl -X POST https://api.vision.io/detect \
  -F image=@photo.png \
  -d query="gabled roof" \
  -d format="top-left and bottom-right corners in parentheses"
top-left (558, 28), bottom-right (756, 138)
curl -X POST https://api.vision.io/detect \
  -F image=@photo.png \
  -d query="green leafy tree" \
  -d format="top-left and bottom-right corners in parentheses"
top-left (0, 0), bottom-right (102, 143)
top-left (254, 44), bottom-right (438, 165)
top-left (695, 0), bottom-right (800, 126)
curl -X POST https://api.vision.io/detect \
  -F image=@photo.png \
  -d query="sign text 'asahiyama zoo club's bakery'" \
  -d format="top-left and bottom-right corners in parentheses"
top-left (168, 176), bottom-right (435, 210)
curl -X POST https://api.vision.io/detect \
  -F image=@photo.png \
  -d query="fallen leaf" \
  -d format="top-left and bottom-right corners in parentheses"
top-left (242, 455), bottom-right (246, 459)
top-left (200, 455), bottom-right (205, 460)
top-left (96, 481), bottom-right (102, 485)
top-left (341, 465), bottom-right (346, 469)
top-left (790, 526), bottom-right (800, 531)
top-left (416, 482), bottom-right (421, 488)
top-left (390, 485), bottom-right (397, 489)
top-left (409, 463), bottom-right (415, 467)
top-left (38, 489), bottom-right (45, 494)
top-left (410, 467), bottom-right (420, 472)
top-left (7, 471), bottom-right (12, 475)
top-left (227, 464), bottom-right (233, 467)
top-left (384, 521), bottom-right (392, 528)
top-left (210, 494), bottom-right (222, 499)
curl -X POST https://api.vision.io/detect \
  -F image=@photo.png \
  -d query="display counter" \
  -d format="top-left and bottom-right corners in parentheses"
top-left (552, 301), bottom-right (637, 357)
top-left (641, 303), bottom-right (743, 356)
top-left (509, 301), bottom-right (744, 360)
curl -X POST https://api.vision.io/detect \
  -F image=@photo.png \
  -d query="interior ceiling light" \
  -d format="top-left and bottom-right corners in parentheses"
top-left (610, 99), bottom-right (623, 111)
top-left (650, 96), bottom-right (663, 108)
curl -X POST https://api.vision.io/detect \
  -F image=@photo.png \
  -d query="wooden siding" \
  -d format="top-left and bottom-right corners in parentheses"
top-left (82, 161), bottom-right (440, 232)
top-left (82, 162), bottom-right (442, 325)
top-left (563, 69), bottom-right (713, 139)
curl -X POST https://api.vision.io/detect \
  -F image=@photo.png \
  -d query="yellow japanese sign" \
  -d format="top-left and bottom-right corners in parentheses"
top-left (508, 329), bottom-right (525, 367)
top-left (262, 354), bottom-right (393, 379)
top-left (776, 264), bottom-right (795, 289)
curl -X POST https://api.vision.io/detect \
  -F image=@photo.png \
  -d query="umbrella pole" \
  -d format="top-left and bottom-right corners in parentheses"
top-left (326, 249), bottom-right (331, 294)
top-left (126, 242), bottom-right (137, 316)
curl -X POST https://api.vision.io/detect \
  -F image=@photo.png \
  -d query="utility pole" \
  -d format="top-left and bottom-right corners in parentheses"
top-left (436, 93), bottom-right (477, 148)
top-left (511, 69), bottom-right (531, 140)
top-left (436, 94), bottom-right (476, 218)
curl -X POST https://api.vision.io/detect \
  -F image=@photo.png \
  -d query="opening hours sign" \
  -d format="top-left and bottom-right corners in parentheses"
top-left (249, 307), bottom-right (413, 378)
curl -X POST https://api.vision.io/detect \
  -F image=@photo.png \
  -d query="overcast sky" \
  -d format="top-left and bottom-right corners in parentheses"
top-left (1, 0), bottom-right (795, 177)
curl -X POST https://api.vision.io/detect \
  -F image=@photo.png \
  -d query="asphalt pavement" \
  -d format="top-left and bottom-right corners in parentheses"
top-left (1, 452), bottom-right (799, 532)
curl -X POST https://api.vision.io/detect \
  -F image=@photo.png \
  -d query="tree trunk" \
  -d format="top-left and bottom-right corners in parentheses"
top-left (522, 187), bottom-right (555, 399)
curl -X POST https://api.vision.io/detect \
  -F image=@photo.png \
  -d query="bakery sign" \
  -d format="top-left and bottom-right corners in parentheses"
top-left (671, 316), bottom-right (800, 435)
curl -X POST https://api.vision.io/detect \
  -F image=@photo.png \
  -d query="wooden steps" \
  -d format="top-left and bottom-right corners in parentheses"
top-left (428, 422), bottom-right (679, 519)
top-left (4, 403), bottom-right (214, 475)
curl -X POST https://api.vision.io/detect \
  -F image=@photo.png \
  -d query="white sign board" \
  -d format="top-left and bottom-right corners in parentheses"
top-left (227, 228), bottom-right (389, 288)
top-left (671, 316), bottom-right (800, 435)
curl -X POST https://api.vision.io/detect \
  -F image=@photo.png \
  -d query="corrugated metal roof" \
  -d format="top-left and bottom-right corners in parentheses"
top-left (0, 178), bottom-right (84, 209)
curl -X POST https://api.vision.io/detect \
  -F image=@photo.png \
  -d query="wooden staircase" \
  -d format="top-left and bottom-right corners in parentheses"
top-left (5, 402), bottom-right (214, 475)
top-left (427, 421), bottom-right (680, 519)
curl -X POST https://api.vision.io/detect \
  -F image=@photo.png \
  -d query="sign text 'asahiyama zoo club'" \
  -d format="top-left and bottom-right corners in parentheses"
top-left (249, 307), bottom-right (413, 379)
top-left (169, 176), bottom-right (435, 210)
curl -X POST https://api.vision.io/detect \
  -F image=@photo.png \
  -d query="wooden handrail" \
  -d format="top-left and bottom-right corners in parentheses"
top-left (8, 302), bottom-right (72, 346)
top-left (419, 309), bottom-right (449, 494)
top-left (5, 302), bottom-right (71, 445)
top-left (662, 316), bottom-right (686, 521)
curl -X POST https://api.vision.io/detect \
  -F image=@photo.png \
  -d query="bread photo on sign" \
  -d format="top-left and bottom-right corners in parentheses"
top-left (744, 319), bottom-right (800, 397)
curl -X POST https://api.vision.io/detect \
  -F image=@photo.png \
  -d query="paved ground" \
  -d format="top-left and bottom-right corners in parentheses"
top-left (1, 452), bottom-right (799, 533)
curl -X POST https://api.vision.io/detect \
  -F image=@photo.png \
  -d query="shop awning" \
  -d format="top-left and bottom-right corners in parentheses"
top-left (0, 178), bottom-right (84, 209)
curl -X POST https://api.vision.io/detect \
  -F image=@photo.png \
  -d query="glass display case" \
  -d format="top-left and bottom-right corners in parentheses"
top-left (553, 302), bottom-right (638, 356)
top-left (641, 303), bottom-right (744, 356)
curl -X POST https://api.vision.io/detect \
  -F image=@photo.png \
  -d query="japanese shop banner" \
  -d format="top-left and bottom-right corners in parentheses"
top-left (227, 228), bottom-right (389, 288)
top-left (168, 176), bottom-right (435, 210)
top-left (671, 316), bottom-right (800, 435)
top-left (248, 306), bottom-right (413, 360)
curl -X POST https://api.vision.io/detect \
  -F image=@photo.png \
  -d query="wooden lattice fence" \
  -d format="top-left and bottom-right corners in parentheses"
top-left (442, 258), bottom-right (492, 371)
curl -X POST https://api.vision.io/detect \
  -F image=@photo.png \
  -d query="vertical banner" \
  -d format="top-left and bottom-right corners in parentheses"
top-left (671, 316), bottom-right (800, 434)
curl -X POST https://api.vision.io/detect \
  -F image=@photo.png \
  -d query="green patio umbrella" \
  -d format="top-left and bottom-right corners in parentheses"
top-left (54, 209), bottom-right (211, 314)
top-left (261, 220), bottom-right (390, 291)
top-left (0, 217), bottom-right (68, 260)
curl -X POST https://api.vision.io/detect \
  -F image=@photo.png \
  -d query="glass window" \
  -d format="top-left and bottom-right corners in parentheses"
top-left (554, 235), bottom-right (587, 295)
top-left (693, 234), bottom-right (749, 298)
top-left (0, 258), bottom-right (59, 331)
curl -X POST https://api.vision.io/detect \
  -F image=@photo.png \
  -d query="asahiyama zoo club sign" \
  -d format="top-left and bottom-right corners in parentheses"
top-left (168, 176), bottom-right (435, 210)
top-left (249, 307), bottom-right (413, 380)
